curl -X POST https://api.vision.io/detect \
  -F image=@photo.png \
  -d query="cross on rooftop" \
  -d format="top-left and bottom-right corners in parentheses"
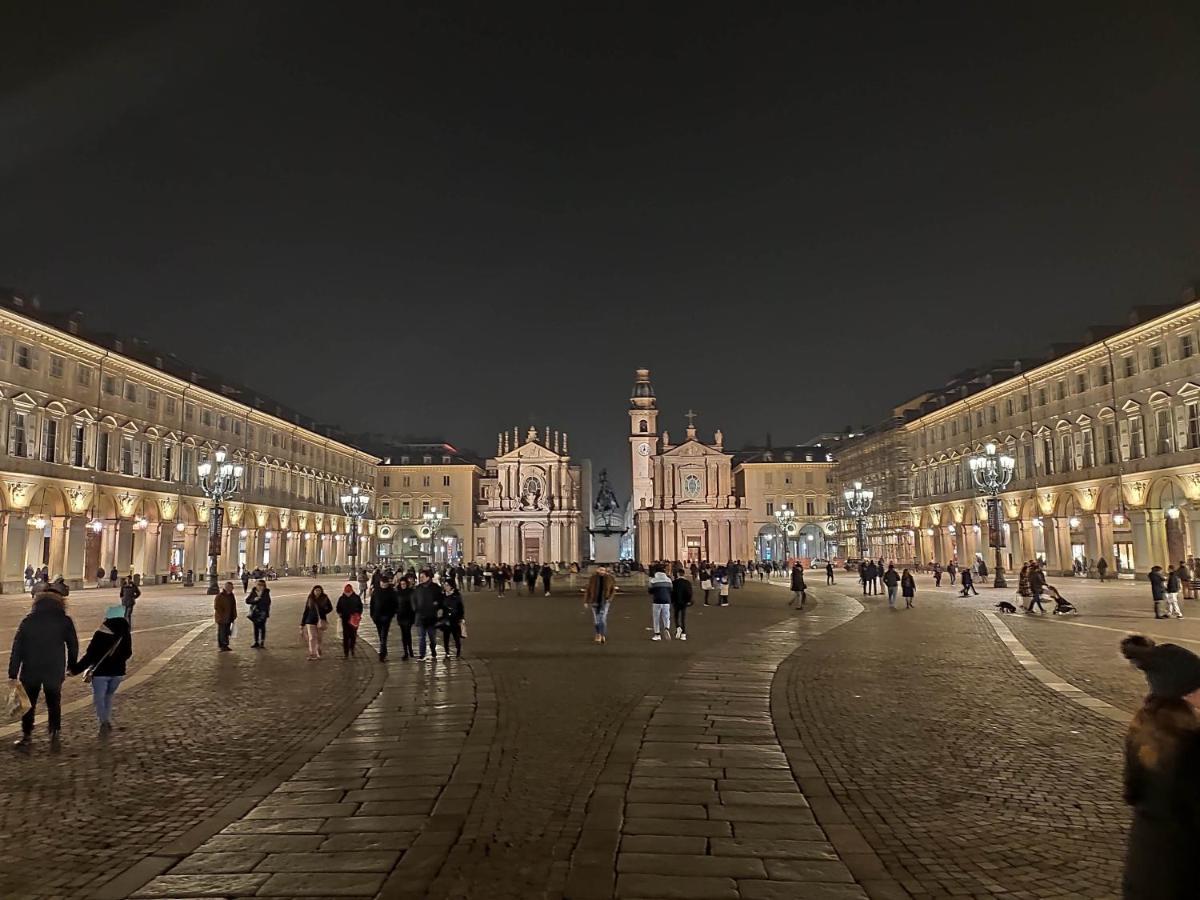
top-left (685, 409), bottom-right (698, 427)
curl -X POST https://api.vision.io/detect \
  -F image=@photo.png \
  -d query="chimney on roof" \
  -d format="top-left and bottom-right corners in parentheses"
top-left (67, 310), bottom-right (83, 335)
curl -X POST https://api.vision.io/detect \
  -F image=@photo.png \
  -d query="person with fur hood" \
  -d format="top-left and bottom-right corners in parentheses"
top-left (1119, 634), bottom-right (1200, 898)
top-left (648, 567), bottom-right (673, 641)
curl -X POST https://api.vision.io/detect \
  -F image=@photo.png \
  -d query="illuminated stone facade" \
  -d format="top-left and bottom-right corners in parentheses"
top-left (0, 296), bottom-right (377, 591)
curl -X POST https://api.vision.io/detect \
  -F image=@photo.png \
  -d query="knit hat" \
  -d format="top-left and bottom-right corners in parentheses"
top-left (1121, 635), bottom-right (1200, 698)
top-left (105, 605), bottom-right (126, 621)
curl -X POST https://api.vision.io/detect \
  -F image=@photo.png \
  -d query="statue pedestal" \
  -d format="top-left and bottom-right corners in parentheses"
top-left (590, 530), bottom-right (626, 565)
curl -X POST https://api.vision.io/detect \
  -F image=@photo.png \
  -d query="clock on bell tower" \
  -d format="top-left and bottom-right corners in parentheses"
top-left (629, 368), bottom-right (658, 513)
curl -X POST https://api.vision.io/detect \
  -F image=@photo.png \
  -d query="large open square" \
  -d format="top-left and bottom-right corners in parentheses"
top-left (1, 572), bottom-right (1175, 898)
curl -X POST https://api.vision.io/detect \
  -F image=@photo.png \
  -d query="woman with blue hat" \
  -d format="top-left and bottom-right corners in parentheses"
top-left (68, 605), bottom-right (132, 735)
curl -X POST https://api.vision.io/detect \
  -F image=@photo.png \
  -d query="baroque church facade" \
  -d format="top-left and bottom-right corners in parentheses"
top-left (628, 369), bottom-right (752, 562)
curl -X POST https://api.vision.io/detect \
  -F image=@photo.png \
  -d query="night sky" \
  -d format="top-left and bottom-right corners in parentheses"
top-left (3, 2), bottom-right (1199, 492)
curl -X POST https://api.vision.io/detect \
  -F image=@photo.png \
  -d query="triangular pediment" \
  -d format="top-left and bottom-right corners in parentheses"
top-left (661, 439), bottom-right (726, 459)
top-left (498, 440), bottom-right (562, 462)
top-left (1178, 382), bottom-right (1200, 397)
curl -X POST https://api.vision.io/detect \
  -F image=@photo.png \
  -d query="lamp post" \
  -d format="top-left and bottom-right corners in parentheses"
top-left (198, 449), bottom-right (244, 595)
top-left (969, 441), bottom-right (1015, 588)
top-left (843, 481), bottom-right (873, 561)
top-left (422, 506), bottom-right (446, 567)
top-left (773, 504), bottom-right (796, 562)
top-left (340, 484), bottom-right (369, 579)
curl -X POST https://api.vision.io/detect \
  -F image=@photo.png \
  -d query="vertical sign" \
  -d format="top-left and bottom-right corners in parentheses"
top-left (208, 505), bottom-right (224, 558)
top-left (987, 497), bottom-right (1005, 548)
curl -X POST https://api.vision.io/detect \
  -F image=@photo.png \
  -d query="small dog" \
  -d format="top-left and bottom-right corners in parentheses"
top-left (995, 601), bottom-right (1018, 614)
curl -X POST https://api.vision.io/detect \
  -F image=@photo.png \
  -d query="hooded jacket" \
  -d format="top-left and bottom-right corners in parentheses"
top-left (648, 571), bottom-right (673, 604)
top-left (8, 593), bottom-right (79, 683)
top-left (414, 580), bottom-right (444, 624)
top-left (70, 617), bottom-right (132, 678)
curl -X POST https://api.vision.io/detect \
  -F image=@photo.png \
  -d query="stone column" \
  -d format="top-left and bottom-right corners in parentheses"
top-left (64, 517), bottom-right (87, 587)
top-left (1, 513), bottom-right (28, 591)
top-left (140, 523), bottom-right (162, 582)
top-left (48, 516), bottom-right (69, 578)
top-left (115, 519), bottom-right (134, 575)
top-left (1084, 514), bottom-right (1111, 571)
top-left (1043, 517), bottom-right (1070, 575)
top-left (1188, 509), bottom-right (1200, 558)
top-left (185, 525), bottom-right (202, 577)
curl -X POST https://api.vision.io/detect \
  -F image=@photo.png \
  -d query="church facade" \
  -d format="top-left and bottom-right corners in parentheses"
top-left (628, 369), bottom-right (752, 561)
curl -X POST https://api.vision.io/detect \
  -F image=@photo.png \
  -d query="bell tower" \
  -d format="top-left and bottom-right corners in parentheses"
top-left (629, 368), bottom-right (658, 513)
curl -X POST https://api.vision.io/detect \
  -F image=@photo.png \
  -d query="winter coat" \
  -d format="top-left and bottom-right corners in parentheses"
top-left (8, 593), bottom-right (79, 684)
top-left (300, 594), bottom-right (333, 626)
top-left (1149, 571), bottom-right (1166, 601)
top-left (120, 582), bottom-right (141, 607)
top-left (1122, 704), bottom-right (1200, 898)
top-left (395, 586), bottom-right (416, 625)
top-left (1166, 571), bottom-right (1182, 593)
top-left (370, 585), bottom-right (399, 622)
top-left (648, 572), bottom-right (673, 604)
top-left (214, 590), bottom-right (237, 624)
top-left (70, 618), bottom-right (132, 678)
top-left (791, 568), bottom-right (806, 591)
top-left (1028, 568), bottom-right (1046, 594)
top-left (414, 581), bottom-right (443, 625)
top-left (585, 572), bottom-right (616, 608)
top-left (441, 591), bottom-right (465, 625)
top-left (882, 568), bottom-right (900, 587)
top-left (960, 569), bottom-right (974, 586)
top-left (336, 592), bottom-right (363, 621)
top-left (901, 574), bottom-right (916, 597)
top-left (671, 577), bottom-right (693, 609)
top-left (246, 588), bottom-right (272, 621)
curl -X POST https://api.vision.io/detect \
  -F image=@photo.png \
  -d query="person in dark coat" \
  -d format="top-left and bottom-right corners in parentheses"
top-left (370, 577), bottom-right (400, 661)
top-left (958, 566), bottom-right (977, 597)
top-left (790, 563), bottom-right (808, 609)
top-left (540, 564), bottom-right (553, 597)
top-left (214, 582), bottom-right (237, 650)
top-left (241, 569), bottom-right (251, 592)
top-left (825, 561), bottom-right (834, 585)
top-left (109, 566), bottom-right (119, 587)
top-left (1119, 635), bottom-right (1200, 899)
top-left (883, 563), bottom-right (901, 607)
top-left (68, 607), bottom-right (132, 734)
top-left (337, 584), bottom-right (364, 659)
top-left (245, 580), bottom-right (272, 648)
top-left (671, 569), bottom-right (693, 639)
top-left (395, 575), bottom-right (416, 659)
top-left (524, 564), bottom-right (538, 596)
top-left (439, 581), bottom-right (466, 657)
top-left (9, 589), bottom-right (78, 751)
top-left (901, 569), bottom-right (916, 608)
top-left (119, 577), bottom-right (141, 626)
top-left (414, 569), bottom-right (444, 661)
top-left (1149, 566), bottom-right (1167, 620)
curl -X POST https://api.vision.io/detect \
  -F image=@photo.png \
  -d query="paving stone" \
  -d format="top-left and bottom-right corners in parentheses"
top-left (168, 851), bottom-right (266, 874)
top-left (197, 834), bottom-right (325, 853)
top-left (319, 832), bottom-right (417, 852)
top-left (617, 852), bottom-right (767, 878)
top-left (717, 791), bottom-right (810, 807)
top-left (763, 858), bottom-right (856, 882)
top-left (222, 817), bottom-right (327, 834)
top-left (319, 814), bottom-right (431, 833)
top-left (132, 872), bottom-right (272, 897)
top-left (709, 838), bottom-right (839, 860)
top-left (625, 802), bottom-right (709, 820)
top-left (623, 817), bottom-right (733, 838)
top-left (615, 872), bottom-right (739, 899)
top-left (738, 880), bottom-right (870, 900)
top-left (246, 802), bottom-right (358, 819)
top-left (255, 850), bottom-right (400, 873)
top-left (706, 804), bottom-right (817, 824)
top-left (256, 871), bottom-right (387, 896)
top-left (620, 834), bottom-right (709, 854)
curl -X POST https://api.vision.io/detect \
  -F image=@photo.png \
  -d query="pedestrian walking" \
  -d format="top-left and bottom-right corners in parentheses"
top-left (585, 565), bottom-right (616, 643)
top-left (1097, 557), bottom-right (1109, 582)
top-left (245, 579), bottom-right (272, 648)
top-left (119, 577), bottom-right (140, 626)
top-left (1027, 563), bottom-right (1047, 614)
top-left (671, 568), bottom-right (692, 640)
top-left (214, 581), bottom-right (237, 650)
top-left (68, 605), bottom-right (132, 735)
top-left (495, 564), bottom-right (508, 597)
top-left (699, 565), bottom-right (713, 605)
top-left (933, 563), bottom-right (943, 587)
top-left (947, 562), bottom-right (957, 585)
top-left (901, 569), bottom-right (916, 608)
top-left (337, 584), bottom-right (363, 658)
top-left (396, 575), bottom-right (416, 660)
top-left (883, 563), bottom-right (900, 607)
top-left (1118, 635), bottom-right (1200, 898)
top-left (540, 563), bottom-right (553, 597)
top-left (718, 571), bottom-right (731, 607)
top-left (649, 568), bottom-right (673, 640)
top-left (301, 586), bottom-right (333, 660)
top-left (370, 576), bottom-right (399, 661)
top-left (959, 567), bottom-right (978, 597)
top-left (415, 569), bottom-right (443, 661)
top-left (1017, 562), bottom-right (1031, 610)
top-left (8, 585), bottom-right (78, 752)
top-left (241, 569), bottom-right (251, 592)
top-left (440, 581), bottom-right (466, 657)
top-left (1164, 566), bottom-right (1184, 619)
top-left (1149, 565), bottom-right (1168, 619)
top-left (825, 561), bottom-right (834, 585)
top-left (790, 563), bottom-right (807, 609)
top-left (95, 566), bottom-right (106, 589)
top-left (357, 569), bottom-right (369, 600)
top-left (524, 564), bottom-right (538, 596)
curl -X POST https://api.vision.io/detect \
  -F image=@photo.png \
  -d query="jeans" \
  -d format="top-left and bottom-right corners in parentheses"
top-left (304, 623), bottom-right (323, 657)
top-left (442, 622), bottom-right (462, 656)
top-left (20, 679), bottom-right (62, 735)
top-left (418, 622), bottom-right (439, 657)
top-left (792, 589), bottom-right (806, 606)
top-left (887, 585), bottom-right (897, 607)
top-left (672, 603), bottom-right (687, 634)
top-left (398, 623), bottom-right (414, 657)
top-left (652, 603), bottom-right (671, 635)
top-left (342, 621), bottom-right (358, 656)
top-left (374, 617), bottom-right (391, 657)
top-left (124, 605), bottom-right (134, 627)
top-left (253, 619), bottom-right (267, 645)
top-left (1029, 592), bottom-right (1045, 612)
top-left (217, 621), bottom-right (232, 648)
top-left (593, 602), bottom-right (609, 636)
top-left (91, 675), bottom-right (123, 724)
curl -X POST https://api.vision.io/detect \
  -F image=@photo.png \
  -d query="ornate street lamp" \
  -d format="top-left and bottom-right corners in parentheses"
top-left (969, 441), bottom-right (1015, 588)
top-left (341, 484), bottom-right (369, 578)
top-left (198, 448), bottom-right (244, 595)
top-left (773, 504), bottom-right (797, 561)
top-left (422, 506), bottom-right (446, 566)
top-left (843, 481), bottom-right (873, 561)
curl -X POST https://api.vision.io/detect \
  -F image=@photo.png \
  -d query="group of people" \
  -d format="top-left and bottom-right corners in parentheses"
top-left (8, 579), bottom-right (133, 751)
top-left (1148, 562), bottom-right (1196, 620)
top-left (857, 559), bottom-right (919, 607)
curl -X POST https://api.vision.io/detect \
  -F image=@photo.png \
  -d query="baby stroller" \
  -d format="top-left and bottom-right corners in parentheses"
top-left (1045, 585), bottom-right (1078, 615)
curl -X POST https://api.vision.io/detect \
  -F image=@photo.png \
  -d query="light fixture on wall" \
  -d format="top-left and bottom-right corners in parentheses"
top-left (1166, 506), bottom-right (1181, 520)
top-left (1068, 516), bottom-right (1081, 528)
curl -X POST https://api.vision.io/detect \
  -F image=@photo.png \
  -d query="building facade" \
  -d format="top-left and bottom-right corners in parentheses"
top-left (0, 296), bottom-right (378, 591)
top-left (835, 298), bottom-right (1200, 576)
top-left (732, 447), bottom-right (839, 562)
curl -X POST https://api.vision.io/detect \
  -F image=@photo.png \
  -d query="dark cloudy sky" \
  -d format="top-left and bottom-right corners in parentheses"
top-left (2, 2), bottom-right (1199, 493)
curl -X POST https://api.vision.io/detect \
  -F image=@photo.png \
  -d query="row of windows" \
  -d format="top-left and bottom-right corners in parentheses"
top-left (1, 409), bottom-right (366, 507)
top-left (378, 499), bottom-right (452, 519)
top-left (764, 499), bottom-right (836, 516)
top-left (381, 473), bottom-right (453, 488)
top-left (761, 470), bottom-right (824, 486)
top-left (913, 400), bottom-right (1200, 499)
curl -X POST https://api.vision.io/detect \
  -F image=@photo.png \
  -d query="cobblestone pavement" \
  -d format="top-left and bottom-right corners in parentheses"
top-left (0, 579), bottom-right (382, 899)
top-left (784, 582), bottom-right (1130, 899)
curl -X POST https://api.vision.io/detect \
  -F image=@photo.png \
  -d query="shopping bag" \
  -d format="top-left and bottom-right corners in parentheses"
top-left (5, 682), bottom-right (31, 719)
top-left (229, 622), bottom-right (237, 639)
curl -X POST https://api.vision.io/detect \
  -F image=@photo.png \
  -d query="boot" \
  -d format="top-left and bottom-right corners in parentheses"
top-left (49, 730), bottom-right (61, 752)
top-left (12, 734), bottom-right (31, 753)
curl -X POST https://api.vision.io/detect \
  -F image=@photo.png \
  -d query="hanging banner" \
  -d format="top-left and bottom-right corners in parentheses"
top-left (208, 505), bottom-right (225, 558)
top-left (987, 497), bottom-right (1005, 548)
